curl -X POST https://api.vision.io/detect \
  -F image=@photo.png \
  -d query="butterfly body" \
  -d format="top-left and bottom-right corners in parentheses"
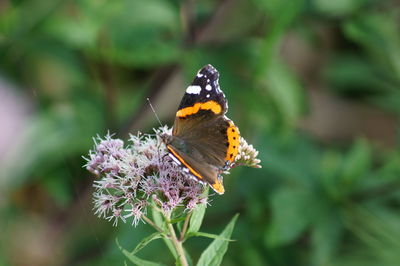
top-left (163, 65), bottom-right (240, 194)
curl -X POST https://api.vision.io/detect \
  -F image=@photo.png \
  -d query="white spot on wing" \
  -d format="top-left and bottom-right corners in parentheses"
top-left (205, 84), bottom-right (212, 91)
top-left (186, 85), bottom-right (202, 94)
top-left (206, 94), bottom-right (210, 98)
top-left (168, 153), bottom-right (182, 165)
top-left (186, 172), bottom-right (207, 185)
top-left (216, 85), bottom-right (222, 93)
top-left (223, 115), bottom-right (231, 121)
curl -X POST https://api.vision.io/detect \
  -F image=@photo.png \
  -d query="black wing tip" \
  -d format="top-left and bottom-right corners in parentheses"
top-left (200, 64), bottom-right (219, 80)
top-left (203, 64), bottom-right (217, 71)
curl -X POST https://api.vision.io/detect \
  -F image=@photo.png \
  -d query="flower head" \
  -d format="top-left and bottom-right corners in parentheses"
top-left (234, 137), bottom-right (262, 168)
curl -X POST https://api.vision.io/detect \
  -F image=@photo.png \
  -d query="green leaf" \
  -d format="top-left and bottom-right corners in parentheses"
top-left (344, 12), bottom-right (400, 79)
top-left (184, 248), bottom-right (193, 266)
top-left (151, 205), bottom-right (165, 229)
top-left (312, 0), bottom-right (366, 16)
top-left (116, 239), bottom-right (165, 266)
top-left (188, 203), bottom-right (207, 234)
top-left (341, 139), bottom-right (370, 188)
top-left (187, 231), bottom-right (234, 242)
top-left (319, 150), bottom-right (343, 199)
top-left (265, 188), bottom-right (314, 246)
top-left (152, 206), bottom-right (177, 259)
top-left (130, 232), bottom-right (163, 255)
top-left (255, 0), bottom-right (305, 79)
top-left (151, 209), bottom-right (178, 259)
top-left (169, 216), bottom-right (187, 224)
top-left (311, 212), bottom-right (343, 266)
top-left (325, 54), bottom-right (386, 94)
top-left (187, 188), bottom-right (208, 235)
top-left (122, 252), bottom-right (164, 266)
top-left (260, 58), bottom-right (305, 131)
top-left (196, 214), bottom-right (239, 266)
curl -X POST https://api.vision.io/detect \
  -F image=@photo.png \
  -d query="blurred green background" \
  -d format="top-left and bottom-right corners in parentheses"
top-left (1, 0), bottom-right (400, 265)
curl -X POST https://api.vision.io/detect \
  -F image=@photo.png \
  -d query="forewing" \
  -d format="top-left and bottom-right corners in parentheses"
top-left (175, 64), bottom-right (227, 121)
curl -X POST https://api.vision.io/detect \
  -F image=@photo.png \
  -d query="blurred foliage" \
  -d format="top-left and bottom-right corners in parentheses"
top-left (1, 0), bottom-right (400, 265)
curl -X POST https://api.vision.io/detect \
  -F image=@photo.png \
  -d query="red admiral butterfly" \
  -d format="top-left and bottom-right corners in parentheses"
top-left (162, 65), bottom-right (240, 194)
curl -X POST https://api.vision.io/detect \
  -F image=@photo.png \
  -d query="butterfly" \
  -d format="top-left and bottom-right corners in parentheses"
top-left (162, 64), bottom-right (240, 194)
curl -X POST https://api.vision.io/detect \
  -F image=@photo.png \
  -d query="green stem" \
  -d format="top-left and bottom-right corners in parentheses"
top-left (142, 215), bottom-right (165, 234)
top-left (180, 212), bottom-right (192, 241)
top-left (165, 213), bottom-right (189, 266)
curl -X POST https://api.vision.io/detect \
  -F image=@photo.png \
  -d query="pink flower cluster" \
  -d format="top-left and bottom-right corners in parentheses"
top-left (84, 127), bottom-right (208, 226)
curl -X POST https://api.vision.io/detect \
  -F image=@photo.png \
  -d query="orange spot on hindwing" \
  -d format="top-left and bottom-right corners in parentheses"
top-left (211, 179), bottom-right (225, 194)
top-left (225, 121), bottom-right (240, 163)
top-left (177, 101), bottom-right (222, 117)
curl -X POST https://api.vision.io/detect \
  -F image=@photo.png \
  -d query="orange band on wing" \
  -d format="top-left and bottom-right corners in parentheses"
top-left (225, 121), bottom-right (240, 162)
top-left (176, 101), bottom-right (222, 118)
top-left (167, 145), bottom-right (203, 179)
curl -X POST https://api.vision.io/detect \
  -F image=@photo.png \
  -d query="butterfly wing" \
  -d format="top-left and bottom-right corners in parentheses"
top-left (166, 142), bottom-right (225, 194)
top-left (167, 65), bottom-right (240, 194)
top-left (174, 64), bottom-right (228, 123)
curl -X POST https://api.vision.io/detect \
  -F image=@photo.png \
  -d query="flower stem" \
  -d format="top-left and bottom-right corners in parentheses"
top-left (167, 223), bottom-right (188, 266)
top-left (142, 215), bottom-right (165, 234)
top-left (165, 214), bottom-right (189, 266)
top-left (180, 212), bottom-right (192, 241)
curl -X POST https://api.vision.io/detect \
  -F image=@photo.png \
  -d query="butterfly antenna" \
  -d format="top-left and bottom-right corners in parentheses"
top-left (147, 98), bottom-right (165, 164)
top-left (147, 98), bottom-right (163, 127)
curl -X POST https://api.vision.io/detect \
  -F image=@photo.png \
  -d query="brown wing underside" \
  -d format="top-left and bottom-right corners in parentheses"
top-left (172, 112), bottom-right (232, 167)
top-left (167, 111), bottom-right (239, 194)
top-left (166, 144), bottom-right (225, 194)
